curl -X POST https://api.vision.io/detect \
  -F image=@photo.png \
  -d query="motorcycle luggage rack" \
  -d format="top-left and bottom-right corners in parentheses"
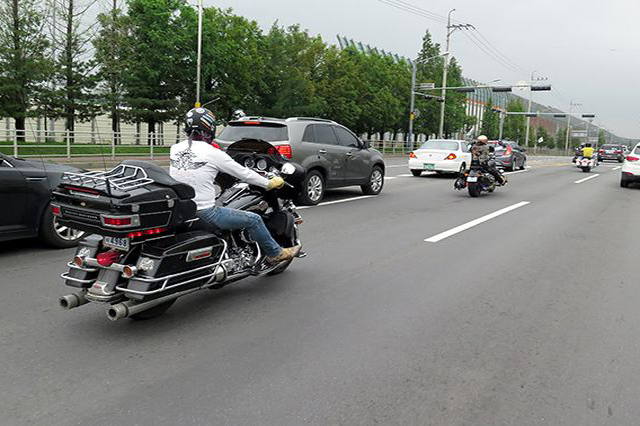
top-left (61, 164), bottom-right (154, 195)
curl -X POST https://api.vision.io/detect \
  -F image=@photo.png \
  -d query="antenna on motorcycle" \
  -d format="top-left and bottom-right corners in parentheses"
top-left (200, 97), bottom-right (220, 108)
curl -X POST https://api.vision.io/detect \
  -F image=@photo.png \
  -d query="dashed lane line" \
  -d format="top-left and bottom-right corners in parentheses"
top-left (424, 201), bottom-right (531, 243)
top-left (574, 174), bottom-right (600, 184)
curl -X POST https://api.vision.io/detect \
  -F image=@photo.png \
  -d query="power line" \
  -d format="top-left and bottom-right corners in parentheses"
top-left (375, 0), bottom-right (446, 24)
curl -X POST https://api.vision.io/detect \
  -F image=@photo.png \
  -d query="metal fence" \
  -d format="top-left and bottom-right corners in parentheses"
top-left (1, 129), bottom-right (174, 159)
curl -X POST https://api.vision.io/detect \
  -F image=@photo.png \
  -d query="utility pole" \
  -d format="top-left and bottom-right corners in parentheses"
top-left (498, 110), bottom-right (505, 140)
top-left (438, 9), bottom-right (455, 139)
top-left (524, 71), bottom-right (548, 148)
top-left (564, 101), bottom-right (581, 153)
top-left (437, 12), bottom-right (473, 139)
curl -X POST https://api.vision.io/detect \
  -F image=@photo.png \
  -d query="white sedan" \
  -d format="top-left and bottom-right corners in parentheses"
top-left (620, 143), bottom-right (640, 187)
top-left (408, 139), bottom-right (472, 176)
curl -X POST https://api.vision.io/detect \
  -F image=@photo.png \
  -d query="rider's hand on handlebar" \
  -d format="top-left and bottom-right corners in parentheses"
top-left (266, 176), bottom-right (285, 190)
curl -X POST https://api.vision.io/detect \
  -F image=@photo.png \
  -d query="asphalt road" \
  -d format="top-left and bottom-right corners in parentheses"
top-left (2, 157), bottom-right (639, 425)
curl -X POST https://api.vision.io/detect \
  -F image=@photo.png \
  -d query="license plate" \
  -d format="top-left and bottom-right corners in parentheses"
top-left (104, 236), bottom-right (130, 251)
top-left (423, 163), bottom-right (435, 170)
top-left (467, 176), bottom-right (478, 182)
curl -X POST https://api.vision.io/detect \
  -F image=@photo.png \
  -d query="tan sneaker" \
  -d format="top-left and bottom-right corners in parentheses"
top-left (266, 245), bottom-right (302, 264)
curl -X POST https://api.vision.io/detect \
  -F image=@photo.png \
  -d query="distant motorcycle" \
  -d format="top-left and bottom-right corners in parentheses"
top-left (454, 158), bottom-right (506, 197)
top-left (576, 156), bottom-right (597, 173)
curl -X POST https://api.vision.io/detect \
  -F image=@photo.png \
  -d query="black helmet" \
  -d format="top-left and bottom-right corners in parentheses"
top-left (184, 107), bottom-right (216, 140)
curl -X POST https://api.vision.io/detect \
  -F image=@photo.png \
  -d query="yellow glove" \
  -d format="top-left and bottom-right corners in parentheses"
top-left (266, 176), bottom-right (285, 190)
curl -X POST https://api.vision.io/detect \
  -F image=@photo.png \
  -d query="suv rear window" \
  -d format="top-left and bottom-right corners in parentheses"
top-left (602, 145), bottom-right (617, 150)
top-left (419, 140), bottom-right (459, 150)
top-left (218, 122), bottom-right (288, 142)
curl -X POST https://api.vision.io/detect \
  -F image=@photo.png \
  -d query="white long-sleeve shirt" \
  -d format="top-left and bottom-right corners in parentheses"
top-left (169, 140), bottom-right (269, 210)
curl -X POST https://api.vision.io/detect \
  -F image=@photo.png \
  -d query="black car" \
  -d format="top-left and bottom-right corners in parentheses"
top-left (0, 153), bottom-right (84, 248)
top-left (488, 140), bottom-right (527, 171)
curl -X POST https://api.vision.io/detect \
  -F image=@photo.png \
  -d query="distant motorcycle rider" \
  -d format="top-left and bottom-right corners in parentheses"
top-left (170, 107), bottom-right (301, 264)
top-left (471, 135), bottom-right (506, 185)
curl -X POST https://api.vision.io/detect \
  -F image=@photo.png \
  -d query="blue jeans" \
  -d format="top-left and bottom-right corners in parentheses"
top-left (197, 206), bottom-right (282, 257)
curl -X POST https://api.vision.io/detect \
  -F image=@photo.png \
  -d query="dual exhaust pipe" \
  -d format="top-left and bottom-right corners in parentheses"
top-left (60, 265), bottom-right (230, 321)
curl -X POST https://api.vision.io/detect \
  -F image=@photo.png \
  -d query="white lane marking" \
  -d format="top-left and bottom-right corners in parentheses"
top-left (503, 169), bottom-right (528, 175)
top-left (424, 201), bottom-right (531, 243)
top-left (385, 176), bottom-right (397, 180)
top-left (297, 195), bottom-right (375, 209)
top-left (396, 174), bottom-right (414, 177)
top-left (613, 166), bottom-right (622, 170)
top-left (386, 164), bottom-right (408, 168)
top-left (574, 174), bottom-right (600, 184)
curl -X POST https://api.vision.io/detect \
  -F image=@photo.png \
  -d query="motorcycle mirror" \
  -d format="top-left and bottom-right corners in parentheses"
top-left (281, 163), bottom-right (296, 175)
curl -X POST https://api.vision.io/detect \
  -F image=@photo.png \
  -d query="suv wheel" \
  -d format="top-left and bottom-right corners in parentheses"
top-left (361, 166), bottom-right (384, 195)
top-left (298, 170), bottom-right (325, 205)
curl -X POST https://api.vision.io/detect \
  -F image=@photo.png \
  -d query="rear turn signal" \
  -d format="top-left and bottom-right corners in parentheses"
top-left (101, 214), bottom-right (140, 227)
top-left (626, 156), bottom-right (639, 162)
top-left (409, 152), bottom-right (417, 159)
top-left (276, 144), bottom-right (293, 159)
top-left (445, 153), bottom-right (457, 160)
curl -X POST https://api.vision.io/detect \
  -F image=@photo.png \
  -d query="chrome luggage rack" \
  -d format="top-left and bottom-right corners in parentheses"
top-left (61, 164), bottom-right (155, 194)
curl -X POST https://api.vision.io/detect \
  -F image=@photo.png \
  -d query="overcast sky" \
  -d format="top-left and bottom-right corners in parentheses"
top-left (204, 0), bottom-right (640, 139)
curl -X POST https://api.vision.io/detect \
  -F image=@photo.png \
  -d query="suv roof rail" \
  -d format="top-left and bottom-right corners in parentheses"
top-left (289, 117), bottom-right (335, 123)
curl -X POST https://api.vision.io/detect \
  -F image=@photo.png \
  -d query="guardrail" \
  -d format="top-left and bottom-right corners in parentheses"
top-left (1, 129), bottom-right (172, 159)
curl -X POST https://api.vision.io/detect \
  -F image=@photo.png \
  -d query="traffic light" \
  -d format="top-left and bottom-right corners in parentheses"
top-left (531, 85), bottom-right (552, 91)
top-left (581, 114), bottom-right (596, 118)
top-left (553, 114), bottom-right (566, 118)
top-left (453, 87), bottom-right (476, 93)
top-left (525, 113), bottom-right (537, 118)
top-left (491, 86), bottom-right (512, 92)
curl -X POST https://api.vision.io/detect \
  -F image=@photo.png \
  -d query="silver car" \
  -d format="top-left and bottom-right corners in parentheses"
top-left (216, 117), bottom-right (386, 205)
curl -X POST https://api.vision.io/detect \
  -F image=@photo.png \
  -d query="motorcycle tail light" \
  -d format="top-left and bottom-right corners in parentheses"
top-left (409, 152), bottom-right (417, 159)
top-left (276, 144), bottom-right (292, 159)
top-left (211, 140), bottom-right (222, 149)
top-left (101, 215), bottom-right (139, 227)
top-left (127, 227), bottom-right (168, 239)
top-left (51, 205), bottom-right (61, 216)
top-left (96, 250), bottom-right (121, 267)
top-left (122, 265), bottom-right (137, 278)
top-left (626, 156), bottom-right (639, 162)
top-left (445, 153), bottom-right (457, 160)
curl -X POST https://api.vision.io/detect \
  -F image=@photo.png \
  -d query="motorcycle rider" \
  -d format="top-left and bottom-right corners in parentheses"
top-left (471, 135), bottom-right (506, 184)
top-left (581, 143), bottom-right (595, 159)
top-left (170, 107), bottom-right (301, 264)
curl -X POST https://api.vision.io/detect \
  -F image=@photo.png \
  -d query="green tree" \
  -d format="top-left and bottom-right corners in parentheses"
top-left (0, 0), bottom-right (52, 141)
top-left (598, 129), bottom-right (606, 146)
top-left (503, 99), bottom-right (525, 142)
top-left (480, 100), bottom-right (499, 139)
top-left (119, 0), bottom-right (193, 143)
top-left (93, 1), bottom-right (129, 141)
top-left (46, 0), bottom-right (100, 140)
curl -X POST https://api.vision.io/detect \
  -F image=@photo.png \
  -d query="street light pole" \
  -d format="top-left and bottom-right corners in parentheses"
top-left (564, 101), bottom-right (581, 153)
top-left (195, 0), bottom-right (203, 107)
top-left (438, 9), bottom-right (455, 139)
top-left (408, 52), bottom-right (449, 145)
top-left (408, 60), bottom-right (417, 145)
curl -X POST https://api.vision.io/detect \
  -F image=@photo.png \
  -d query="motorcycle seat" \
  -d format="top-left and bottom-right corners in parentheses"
top-left (121, 160), bottom-right (195, 200)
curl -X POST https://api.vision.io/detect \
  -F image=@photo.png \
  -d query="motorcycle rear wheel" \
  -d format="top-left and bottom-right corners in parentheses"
top-left (468, 182), bottom-right (481, 197)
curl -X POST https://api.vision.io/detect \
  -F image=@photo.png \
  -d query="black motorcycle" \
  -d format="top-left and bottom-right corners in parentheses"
top-left (54, 139), bottom-right (305, 321)
top-left (454, 158), bottom-right (506, 197)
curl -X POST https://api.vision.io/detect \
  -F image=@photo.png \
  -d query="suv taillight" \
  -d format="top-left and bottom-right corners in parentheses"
top-left (626, 156), bottom-right (639, 162)
top-left (276, 144), bottom-right (292, 159)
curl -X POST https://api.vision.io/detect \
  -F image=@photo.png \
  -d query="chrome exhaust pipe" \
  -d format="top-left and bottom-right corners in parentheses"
top-left (59, 291), bottom-right (89, 310)
top-left (106, 286), bottom-right (200, 321)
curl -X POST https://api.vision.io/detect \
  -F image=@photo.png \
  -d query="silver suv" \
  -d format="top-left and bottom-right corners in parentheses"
top-left (216, 117), bottom-right (385, 205)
